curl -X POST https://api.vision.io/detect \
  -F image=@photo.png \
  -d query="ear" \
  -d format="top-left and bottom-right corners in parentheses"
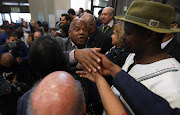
top-left (171, 23), bottom-right (178, 28)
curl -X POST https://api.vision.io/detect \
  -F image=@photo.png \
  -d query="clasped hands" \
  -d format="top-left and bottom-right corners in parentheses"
top-left (75, 48), bottom-right (121, 83)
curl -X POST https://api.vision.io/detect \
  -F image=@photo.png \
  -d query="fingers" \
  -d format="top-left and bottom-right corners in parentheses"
top-left (93, 51), bottom-right (105, 59)
top-left (76, 70), bottom-right (87, 75)
top-left (76, 71), bottom-right (88, 79)
top-left (89, 48), bottom-right (101, 53)
top-left (75, 49), bottom-right (101, 72)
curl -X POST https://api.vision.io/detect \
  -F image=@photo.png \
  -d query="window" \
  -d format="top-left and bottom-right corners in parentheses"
top-left (70, 0), bottom-right (91, 12)
top-left (10, 13), bottom-right (31, 23)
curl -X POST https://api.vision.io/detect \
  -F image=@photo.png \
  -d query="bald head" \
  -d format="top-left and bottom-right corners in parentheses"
top-left (81, 13), bottom-right (96, 33)
top-left (0, 52), bottom-right (14, 67)
top-left (69, 18), bottom-right (86, 30)
top-left (81, 13), bottom-right (96, 26)
top-left (29, 71), bottom-right (85, 115)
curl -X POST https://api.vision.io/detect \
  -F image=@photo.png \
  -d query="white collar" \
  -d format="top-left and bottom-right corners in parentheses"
top-left (161, 37), bottom-right (173, 49)
top-left (107, 20), bottom-right (114, 27)
top-left (71, 41), bottom-right (78, 49)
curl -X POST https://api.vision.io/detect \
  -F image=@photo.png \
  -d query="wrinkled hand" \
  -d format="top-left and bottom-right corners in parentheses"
top-left (74, 48), bottom-right (101, 72)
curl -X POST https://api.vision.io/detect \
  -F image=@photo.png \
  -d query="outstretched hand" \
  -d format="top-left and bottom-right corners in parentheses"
top-left (76, 66), bottom-right (103, 83)
top-left (74, 48), bottom-right (101, 72)
top-left (93, 51), bottom-right (122, 77)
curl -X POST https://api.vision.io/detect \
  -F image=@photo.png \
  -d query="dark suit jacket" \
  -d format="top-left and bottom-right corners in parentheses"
top-left (88, 28), bottom-right (112, 54)
top-left (163, 34), bottom-right (180, 62)
top-left (55, 37), bottom-right (75, 64)
top-left (17, 89), bottom-right (32, 115)
top-left (98, 24), bottom-right (113, 38)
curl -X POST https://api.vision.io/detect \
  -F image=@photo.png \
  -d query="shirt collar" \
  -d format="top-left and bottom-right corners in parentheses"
top-left (71, 40), bottom-right (87, 49)
top-left (161, 37), bottom-right (173, 49)
top-left (107, 20), bottom-right (114, 27)
top-left (71, 41), bottom-right (78, 49)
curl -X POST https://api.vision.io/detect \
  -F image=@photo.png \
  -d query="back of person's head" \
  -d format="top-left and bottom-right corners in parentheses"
top-left (98, 9), bottom-right (103, 16)
top-left (27, 71), bottom-right (86, 115)
top-left (84, 9), bottom-right (93, 15)
top-left (41, 21), bottom-right (48, 27)
top-left (28, 35), bottom-right (66, 78)
top-left (14, 27), bottom-right (24, 39)
top-left (68, 8), bottom-right (76, 15)
top-left (0, 52), bottom-right (14, 67)
top-left (37, 21), bottom-right (42, 27)
top-left (81, 13), bottom-right (96, 26)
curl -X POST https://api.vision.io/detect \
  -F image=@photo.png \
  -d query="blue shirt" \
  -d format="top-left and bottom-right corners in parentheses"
top-left (0, 32), bottom-right (8, 45)
top-left (113, 70), bottom-right (180, 115)
top-left (0, 42), bottom-right (29, 62)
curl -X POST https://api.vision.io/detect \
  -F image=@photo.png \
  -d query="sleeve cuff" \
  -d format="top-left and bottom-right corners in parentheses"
top-left (69, 49), bottom-right (77, 64)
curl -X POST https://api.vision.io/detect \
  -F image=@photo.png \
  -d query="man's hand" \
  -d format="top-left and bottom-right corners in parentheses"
top-left (93, 51), bottom-right (122, 77)
top-left (74, 48), bottom-right (101, 72)
top-left (76, 66), bottom-right (103, 83)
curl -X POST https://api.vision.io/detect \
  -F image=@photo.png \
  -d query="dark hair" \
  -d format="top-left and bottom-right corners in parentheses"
top-left (28, 33), bottom-right (34, 41)
top-left (61, 24), bottom-right (70, 37)
top-left (14, 27), bottom-right (24, 39)
top-left (68, 8), bottom-right (76, 15)
top-left (79, 8), bottom-right (84, 12)
top-left (98, 9), bottom-right (103, 15)
top-left (29, 35), bottom-right (66, 78)
top-left (8, 33), bottom-right (17, 39)
top-left (84, 9), bottom-right (93, 14)
top-left (61, 13), bottom-right (71, 22)
top-left (42, 21), bottom-right (48, 26)
top-left (37, 21), bottom-right (42, 27)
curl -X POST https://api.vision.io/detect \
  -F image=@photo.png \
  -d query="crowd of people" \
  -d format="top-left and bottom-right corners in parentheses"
top-left (0, 0), bottom-right (180, 115)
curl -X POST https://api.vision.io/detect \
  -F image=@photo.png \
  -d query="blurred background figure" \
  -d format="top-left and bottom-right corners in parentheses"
top-left (27, 33), bottom-right (34, 48)
top-left (78, 7), bottom-right (84, 17)
top-left (41, 21), bottom-right (50, 35)
top-left (22, 21), bottom-right (31, 33)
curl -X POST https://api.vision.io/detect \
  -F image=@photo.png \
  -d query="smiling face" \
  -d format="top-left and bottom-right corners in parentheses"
top-left (69, 19), bottom-right (88, 48)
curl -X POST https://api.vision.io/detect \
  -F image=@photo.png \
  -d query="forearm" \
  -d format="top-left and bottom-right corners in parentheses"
top-left (113, 70), bottom-right (177, 114)
top-left (95, 75), bottom-right (126, 115)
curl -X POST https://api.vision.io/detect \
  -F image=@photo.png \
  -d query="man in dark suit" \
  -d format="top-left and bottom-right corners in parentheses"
top-left (81, 13), bottom-right (112, 54)
top-left (161, 1), bottom-right (180, 62)
top-left (55, 18), bottom-right (88, 68)
top-left (98, 7), bottom-right (115, 37)
top-left (162, 28), bottom-right (180, 62)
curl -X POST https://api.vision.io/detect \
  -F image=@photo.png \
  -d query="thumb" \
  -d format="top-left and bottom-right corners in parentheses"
top-left (93, 51), bottom-right (105, 59)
